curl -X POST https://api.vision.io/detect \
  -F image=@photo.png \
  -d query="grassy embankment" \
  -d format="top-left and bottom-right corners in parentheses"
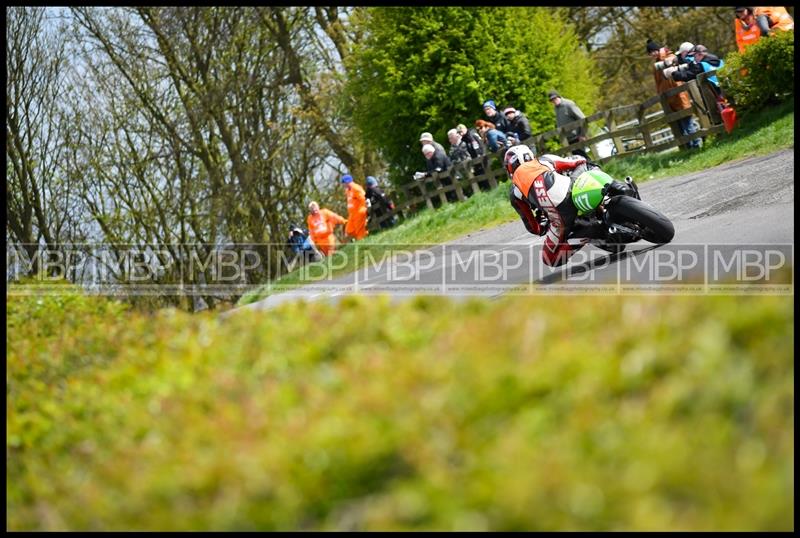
top-left (238, 100), bottom-right (794, 306)
top-left (7, 285), bottom-right (794, 530)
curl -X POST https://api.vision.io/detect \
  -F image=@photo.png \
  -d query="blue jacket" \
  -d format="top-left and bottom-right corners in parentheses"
top-left (673, 53), bottom-right (724, 88)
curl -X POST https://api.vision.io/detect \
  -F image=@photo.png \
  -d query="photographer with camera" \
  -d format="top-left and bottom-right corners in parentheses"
top-left (647, 38), bottom-right (700, 149)
top-left (662, 43), bottom-right (725, 100)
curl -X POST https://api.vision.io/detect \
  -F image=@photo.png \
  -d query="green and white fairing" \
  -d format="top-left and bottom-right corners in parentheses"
top-left (571, 169), bottom-right (614, 215)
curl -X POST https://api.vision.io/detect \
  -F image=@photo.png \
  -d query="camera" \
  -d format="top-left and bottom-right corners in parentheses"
top-left (653, 57), bottom-right (674, 70)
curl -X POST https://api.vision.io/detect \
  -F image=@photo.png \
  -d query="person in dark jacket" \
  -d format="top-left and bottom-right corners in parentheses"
top-left (664, 44), bottom-right (725, 98)
top-left (456, 123), bottom-right (485, 159)
top-left (447, 128), bottom-right (472, 164)
top-left (286, 225), bottom-right (319, 265)
top-left (482, 100), bottom-right (510, 141)
top-left (647, 38), bottom-right (701, 149)
top-left (364, 176), bottom-right (397, 229)
top-left (503, 107), bottom-right (532, 144)
top-left (548, 90), bottom-right (589, 159)
top-left (421, 143), bottom-right (451, 174)
top-left (419, 143), bottom-right (456, 201)
top-left (455, 123), bottom-right (487, 185)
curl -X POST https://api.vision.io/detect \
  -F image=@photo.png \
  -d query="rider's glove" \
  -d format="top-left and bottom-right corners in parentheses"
top-left (534, 208), bottom-right (550, 235)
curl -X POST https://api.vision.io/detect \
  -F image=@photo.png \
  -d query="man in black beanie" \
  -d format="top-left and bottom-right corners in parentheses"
top-left (646, 38), bottom-right (701, 149)
top-left (646, 38), bottom-right (661, 54)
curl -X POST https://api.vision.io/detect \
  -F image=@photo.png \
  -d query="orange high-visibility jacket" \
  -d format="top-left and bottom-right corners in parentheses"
top-left (307, 208), bottom-right (346, 255)
top-left (346, 182), bottom-right (368, 216)
top-left (345, 182), bottom-right (369, 240)
top-left (755, 7), bottom-right (794, 31)
top-left (735, 17), bottom-right (762, 53)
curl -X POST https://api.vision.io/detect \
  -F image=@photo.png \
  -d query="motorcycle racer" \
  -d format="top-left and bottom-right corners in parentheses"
top-left (506, 144), bottom-right (630, 266)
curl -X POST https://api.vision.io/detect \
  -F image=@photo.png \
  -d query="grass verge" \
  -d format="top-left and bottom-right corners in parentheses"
top-left (603, 99), bottom-right (794, 181)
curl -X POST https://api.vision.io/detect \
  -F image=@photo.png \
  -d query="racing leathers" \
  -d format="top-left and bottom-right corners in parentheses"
top-left (510, 154), bottom-right (604, 267)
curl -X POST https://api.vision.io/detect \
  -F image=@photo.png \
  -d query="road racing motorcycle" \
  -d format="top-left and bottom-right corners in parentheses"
top-left (565, 168), bottom-right (675, 253)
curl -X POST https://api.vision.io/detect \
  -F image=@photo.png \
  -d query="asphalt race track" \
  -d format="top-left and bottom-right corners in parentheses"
top-left (235, 149), bottom-right (794, 313)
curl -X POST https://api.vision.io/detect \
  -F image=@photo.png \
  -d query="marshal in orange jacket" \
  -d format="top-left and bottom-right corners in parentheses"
top-left (344, 182), bottom-right (369, 241)
top-left (736, 7), bottom-right (794, 53)
top-left (307, 207), bottom-right (346, 256)
top-left (755, 7), bottom-right (794, 32)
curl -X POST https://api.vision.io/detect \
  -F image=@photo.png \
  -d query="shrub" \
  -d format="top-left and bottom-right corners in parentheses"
top-left (719, 31), bottom-right (794, 112)
top-left (6, 289), bottom-right (795, 530)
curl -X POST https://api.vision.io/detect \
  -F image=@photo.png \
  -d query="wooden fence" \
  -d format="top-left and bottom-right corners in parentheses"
top-left (368, 71), bottom-right (727, 231)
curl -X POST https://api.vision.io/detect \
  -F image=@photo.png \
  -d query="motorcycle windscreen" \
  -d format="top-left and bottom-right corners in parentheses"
top-left (571, 169), bottom-right (614, 215)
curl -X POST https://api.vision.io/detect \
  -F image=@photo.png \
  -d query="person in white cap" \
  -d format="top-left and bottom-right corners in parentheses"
top-left (676, 41), bottom-right (695, 61)
top-left (664, 44), bottom-right (726, 99)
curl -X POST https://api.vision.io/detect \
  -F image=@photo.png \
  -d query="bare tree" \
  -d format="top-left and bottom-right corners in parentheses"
top-left (6, 7), bottom-right (76, 275)
top-left (67, 7), bottom-right (337, 307)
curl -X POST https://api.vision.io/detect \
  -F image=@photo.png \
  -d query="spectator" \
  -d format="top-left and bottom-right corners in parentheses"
top-left (417, 143), bottom-right (457, 202)
top-left (735, 8), bottom-right (762, 52)
top-left (420, 142), bottom-right (451, 176)
top-left (664, 44), bottom-right (725, 99)
top-left (647, 38), bottom-right (701, 149)
top-left (306, 201), bottom-right (346, 256)
top-left (447, 128), bottom-right (472, 164)
top-left (753, 7), bottom-right (794, 33)
top-left (341, 174), bottom-right (368, 241)
top-left (479, 101), bottom-right (508, 151)
top-left (673, 41), bottom-right (697, 67)
top-left (548, 90), bottom-right (589, 158)
top-left (419, 132), bottom-right (446, 156)
top-left (365, 176), bottom-right (397, 229)
top-left (735, 7), bottom-right (794, 53)
top-left (456, 123), bottom-right (488, 188)
top-left (474, 119), bottom-right (508, 153)
top-left (503, 107), bottom-right (532, 145)
top-left (456, 123), bottom-right (485, 159)
top-left (481, 99), bottom-right (510, 134)
top-left (286, 224), bottom-right (319, 266)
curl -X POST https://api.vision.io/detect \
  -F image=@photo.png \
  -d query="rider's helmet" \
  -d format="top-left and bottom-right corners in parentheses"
top-left (503, 144), bottom-right (536, 179)
top-left (365, 176), bottom-right (378, 187)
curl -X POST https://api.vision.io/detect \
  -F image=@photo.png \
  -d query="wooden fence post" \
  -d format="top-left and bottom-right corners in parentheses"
top-left (430, 175), bottom-right (444, 206)
top-left (605, 109), bottom-right (624, 155)
top-left (419, 181), bottom-right (434, 211)
top-left (686, 79), bottom-right (712, 130)
top-left (487, 161), bottom-right (499, 189)
top-left (637, 104), bottom-right (654, 149)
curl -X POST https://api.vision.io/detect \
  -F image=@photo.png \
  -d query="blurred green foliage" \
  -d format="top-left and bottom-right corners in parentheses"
top-left (345, 7), bottom-right (600, 186)
top-left (7, 285), bottom-right (794, 530)
top-left (719, 31), bottom-right (794, 112)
